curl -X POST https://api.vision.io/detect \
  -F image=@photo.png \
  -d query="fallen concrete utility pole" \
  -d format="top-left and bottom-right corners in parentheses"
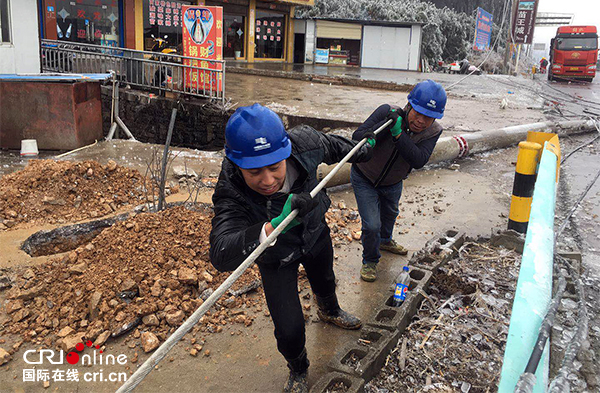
top-left (115, 121), bottom-right (392, 393)
top-left (317, 119), bottom-right (597, 187)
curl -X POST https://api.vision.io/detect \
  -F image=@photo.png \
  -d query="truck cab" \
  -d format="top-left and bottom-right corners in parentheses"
top-left (549, 26), bottom-right (598, 82)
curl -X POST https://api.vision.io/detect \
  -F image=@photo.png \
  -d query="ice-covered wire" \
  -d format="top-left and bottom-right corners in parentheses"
top-left (547, 257), bottom-right (590, 393)
top-left (514, 373), bottom-right (536, 393)
top-left (540, 80), bottom-right (600, 109)
top-left (514, 271), bottom-right (567, 392)
top-left (485, 75), bottom-right (587, 118)
top-left (561, 119), bottom-right (600, 165)
top-left (556, 167), bottom-right (600, 237)
top-left (445, 0), bottom-right (511, 90)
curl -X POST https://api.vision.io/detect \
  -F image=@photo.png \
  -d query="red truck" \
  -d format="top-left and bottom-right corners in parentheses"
top-left (548, 25), bottom-right (598, 82)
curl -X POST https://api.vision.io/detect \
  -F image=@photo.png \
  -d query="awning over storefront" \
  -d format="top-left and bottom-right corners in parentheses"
top-left (316, 20), bottom-right (362, 40)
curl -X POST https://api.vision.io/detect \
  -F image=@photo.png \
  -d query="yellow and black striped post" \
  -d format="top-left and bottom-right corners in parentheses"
top-left (508, 141), bottom-right (542, 233)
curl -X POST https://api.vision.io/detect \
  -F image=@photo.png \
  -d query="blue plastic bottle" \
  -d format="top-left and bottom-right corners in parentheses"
top-left (392, 266), bottom-right (410, 307)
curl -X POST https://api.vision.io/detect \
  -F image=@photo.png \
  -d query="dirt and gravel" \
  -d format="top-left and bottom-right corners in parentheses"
top-left (0, 205), bottom-right (271, 360)
top-left (366, 241), bottom-right (520, 393)
top-left (0, 160), bottom-right (153, 230)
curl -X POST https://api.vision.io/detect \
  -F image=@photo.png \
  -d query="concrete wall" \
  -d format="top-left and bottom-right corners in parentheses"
top-left (304, 20), bottom-right (316, 64)
top-left (100, 87), bottom-right (229, 150)
top-left (409, 25), bottom-right (422, 71)
top-left (0, 0), bottom-right (41, 74)
top-left (362, 26), bottom-right (411, 70)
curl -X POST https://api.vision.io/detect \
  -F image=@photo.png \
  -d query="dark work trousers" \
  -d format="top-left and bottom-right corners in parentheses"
top-left (257, 226), bottom-right (336, 368)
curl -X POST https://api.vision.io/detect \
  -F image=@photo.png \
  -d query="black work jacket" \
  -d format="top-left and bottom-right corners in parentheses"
top-left (209, 125), bottom-right (371, 272)
top-left (353, 104), bottom-right (443, 187)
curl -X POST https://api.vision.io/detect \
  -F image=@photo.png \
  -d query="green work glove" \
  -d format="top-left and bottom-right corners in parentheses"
top-left (270, 193), bottom-right (318, 234)
top-left (387, 109), bottom-right (403, 137)
top-left (364, 131), bottom-right (376, 147)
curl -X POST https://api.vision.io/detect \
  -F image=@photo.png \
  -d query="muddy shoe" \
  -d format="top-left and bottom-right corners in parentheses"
top-left (317, 308), bottom-right (362, 330)
top-left (283, 370), bottom-right (308, 393)
top-left (360, 263), bottom-right (378, 282)
top-left (316, 293), bottom-right (362, 330)
top-left (380, 240), bottom-right (408, 255)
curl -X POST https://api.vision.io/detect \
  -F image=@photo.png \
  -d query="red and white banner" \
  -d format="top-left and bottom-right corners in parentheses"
top-left (182, 6), bottom-right (223, 94)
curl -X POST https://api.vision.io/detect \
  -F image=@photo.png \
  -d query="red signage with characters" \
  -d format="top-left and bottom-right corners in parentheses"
top-left (182, 6), bottom-right (223, 94)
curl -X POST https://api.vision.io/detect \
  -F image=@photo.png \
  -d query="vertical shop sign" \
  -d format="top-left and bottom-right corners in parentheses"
top-left (473, 7), bottom-right (493, 51)
top-left (511, 0), bottom-right (538, 44)
top-left (182, 6), bottom-right (223, 94)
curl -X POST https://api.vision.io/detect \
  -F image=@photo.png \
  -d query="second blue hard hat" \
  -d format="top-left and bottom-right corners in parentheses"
top-left (225, 103), bottom-right (291, 169)
top-left (408, 79), bottom-right (447, 119)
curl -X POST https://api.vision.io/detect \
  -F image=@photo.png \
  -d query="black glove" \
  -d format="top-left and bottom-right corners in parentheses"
top-left (386, 109), bottom-right (405, 137)
top-left (386, 109), bottom-right (400, 127)
top-left (290, 192), bottom-right (318, 218)
top-left (363, 131), bottom-right (376, 147)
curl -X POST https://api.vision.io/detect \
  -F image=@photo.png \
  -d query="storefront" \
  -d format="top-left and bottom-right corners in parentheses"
top-left (200, 0), bottom-right (314, 63)
top-left (295, 18), bottom-right (424, 71)
top-left (39, 0), bottom-right (314, 63)
top-left (314, 20), bottom-right (362, 65)
top-left (39, 0), bottom-right (126, 47)
top-left (142, 0), bottom-right (193, 52)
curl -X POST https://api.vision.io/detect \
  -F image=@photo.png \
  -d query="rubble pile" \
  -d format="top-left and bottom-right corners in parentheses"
top-left (0, 206), bottom-right (266, 356)
top-left (0, 159), bottom-right (154, 229)
top-left (366, 241), bottom-right (520, 392)
top-left (325, 202), bottom-right (362, 246)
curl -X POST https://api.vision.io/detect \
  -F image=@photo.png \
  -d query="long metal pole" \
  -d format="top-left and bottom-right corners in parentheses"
top-left (115, 119), bottom-right (393, 393)
top-left (157, 108), bottom-right (177, 211)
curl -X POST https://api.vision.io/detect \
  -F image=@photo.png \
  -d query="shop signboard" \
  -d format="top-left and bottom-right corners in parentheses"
top-left (182, 5), bottom-right (223, 94)
top-left (473, 7), bottom-right (493, 51)
top-left (315, 48), bottom-right (329, 64)
top-left (148, 0), bottom-right (183, 27)
top-left (511, 0), bottom-right (539, 44)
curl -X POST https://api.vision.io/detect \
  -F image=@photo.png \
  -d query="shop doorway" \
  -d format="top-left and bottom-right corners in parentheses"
top-left (293, 33), bottom-right (305, 64)
top-left (224, 15), bottom-right (245, 59)
top-left (255, 10), bottom-right (285, 59)
top-left (316, 38), bottom-right (361, 66)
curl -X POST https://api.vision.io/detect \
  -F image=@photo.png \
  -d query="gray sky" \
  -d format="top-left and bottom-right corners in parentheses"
top-left (537, 0), bottom-right (600, 25)
top-left (531, 0), bottom-right (599, 59)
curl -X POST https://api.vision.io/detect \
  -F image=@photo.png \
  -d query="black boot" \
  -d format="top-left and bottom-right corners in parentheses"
top-left (316, 293), bottom-right (362, 330)
top-left (284, 348), bottom-right (309, 393)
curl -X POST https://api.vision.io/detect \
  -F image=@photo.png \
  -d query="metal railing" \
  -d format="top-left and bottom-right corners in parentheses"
top-left (41, 39), bottom-right (225, 103)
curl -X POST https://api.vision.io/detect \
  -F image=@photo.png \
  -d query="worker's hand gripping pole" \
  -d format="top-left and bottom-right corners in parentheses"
top-left (115, 119), bottom-right (393, 393)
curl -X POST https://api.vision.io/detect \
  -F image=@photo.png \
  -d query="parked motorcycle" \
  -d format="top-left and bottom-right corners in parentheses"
top-left (149, 35), bottom-right (179, 92)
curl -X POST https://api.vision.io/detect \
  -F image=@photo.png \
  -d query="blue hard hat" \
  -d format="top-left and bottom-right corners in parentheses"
top-left (407, 80), bottom-right (447, 119)
top-left (225, 104), bottom-right (292, 169)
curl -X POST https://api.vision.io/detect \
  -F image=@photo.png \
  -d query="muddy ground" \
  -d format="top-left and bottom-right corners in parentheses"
top-left (225, 73), bottom-right (546, 135)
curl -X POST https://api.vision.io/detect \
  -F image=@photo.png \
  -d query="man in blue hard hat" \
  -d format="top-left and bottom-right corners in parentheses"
top-left (209, 104), bottom-right (373, 393)
top-left (351, 79), bottom-right (447, 282)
